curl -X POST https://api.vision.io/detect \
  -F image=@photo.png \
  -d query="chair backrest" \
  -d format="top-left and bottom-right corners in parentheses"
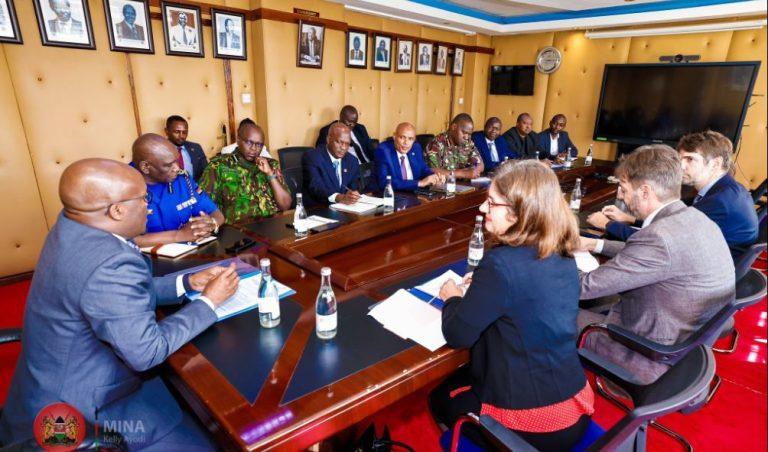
top-left (734, 267), bottom-right (768, 310)
top-left (416, 134), bottom-right (435, 152)
top-left (734, 242), bottom-right (767, 281)
top-left (282, 167), bottom-right (303, 208)
top-left (587, 346), bottom-right (715, 452)
top-left (751, 178), bottom-right (767, 204)
top-left (278, 146), bottom-right (313, 171)
top-left (358, 161), bottom-right (377, 192)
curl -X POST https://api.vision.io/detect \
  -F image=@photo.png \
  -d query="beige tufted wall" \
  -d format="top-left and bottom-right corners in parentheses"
top-left (488, 25), bottom-right (767, 188)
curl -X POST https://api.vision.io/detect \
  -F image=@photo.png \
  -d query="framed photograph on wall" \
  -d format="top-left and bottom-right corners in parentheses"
top-left (0, 0), bottom-right (22, 44)
top-left (297, 20), bottom-right (324, 68)
top-left (372, 34), bottom-right (391, 71)
top-left (32, 0), bottom-right (96, 49)
top-left (161, 1), bottom-right (203, 57)
top-left (435, 45), bottom-right (448, 74)
top-left (212, 9), bottom-right (246, 60)
top-left (452, 46), bottom-right (465, 76)
top-left (416, 42), bottom-right (433, 73)
top-left (346, 29), bottom-right (367, 69)
top-left (396, 38), bottom-right (413, 72)
top-left (103, 0), bottom-right (154, 53)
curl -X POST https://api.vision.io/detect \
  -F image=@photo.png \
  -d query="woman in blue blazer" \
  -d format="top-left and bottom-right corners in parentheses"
top-left (430, 160), bottom-right (594, 451)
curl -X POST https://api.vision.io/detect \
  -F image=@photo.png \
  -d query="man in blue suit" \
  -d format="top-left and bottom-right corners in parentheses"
top-left (0, 157), bottom-right (240, 449)
top-left (375, 122), bottom-right (443, 191)
top-left (538, 114), bottom-right (578, 161)
top-left (471, 117), bottom-right (518, 172)
top-left (587, 131), bottom-right (758, 260)
top-left (165, 115), bottom-right (209, 181)
top-left (303, 122), bottom-right (361, 207)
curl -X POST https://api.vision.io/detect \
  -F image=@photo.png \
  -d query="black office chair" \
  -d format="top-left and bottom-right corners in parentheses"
top-left (416, 134), bottom-right (435, 152)
top-left (751, 178), bottom-right (767, 204)
top-left (359, 161), bottom-right (377, 192)
top-left (448, 345), bottom-right (715, 452)
top-left (734, 242), bottom-right (767, 282)
top-left (370, 139), bottom-right (380, 150)
top-left (278, 147), bottom-right (313, 208)
top-left (713, 267), bottom-right (768, 354)
top-left (282, 167), bottom-right (303, 208)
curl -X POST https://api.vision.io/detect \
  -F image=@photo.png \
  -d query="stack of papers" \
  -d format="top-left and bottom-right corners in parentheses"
top-left (358, 195), bottom-right (385, 206)
top-left (141, 236), bottom-right (217, 258)
top-left (410, 270), bottom-right (465, 309)
top-left (188, 271), bottom-right (296, 321)
top-left (301, 215), bottom-right (338, 229)
top-left (368, 289), bottom-right (446, 352)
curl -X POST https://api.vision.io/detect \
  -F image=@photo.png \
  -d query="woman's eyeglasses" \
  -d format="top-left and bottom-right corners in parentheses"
top-left (485, 196), bottom-right (513, 209)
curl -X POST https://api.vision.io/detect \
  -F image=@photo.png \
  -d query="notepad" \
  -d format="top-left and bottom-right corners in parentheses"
top-left (368, 289), bottom-right (446, 352)
top-left (330, 201), bottom-right (379, 214)
top-left (358, 195), bottom-right (386, 206)
top-left (188, 271), bottom-right (296, 321)
top-left (140, 236), bottom-right (217, 258)
top-left (302, 215), bottom-right (338, 229)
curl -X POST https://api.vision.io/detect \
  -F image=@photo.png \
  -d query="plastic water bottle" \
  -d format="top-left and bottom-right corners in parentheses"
top-left (569, 178), bottom-right (583, 212)
top-left (315, 267), bottom-right (337, 340)
top-left (446, 170), bottom-right (456, 197)
top-left (563, 147), bottom-right (573, 168)
top-left (293, 193), bottom-right (308, 238)
top-left (534, 149), bottom-right (540, 160)
top-left (383, 175), bottom-right (395, 212)
top-left (585, 144), bottom-right (594, 166)
top-left (258, 258), bottom-right (281, 328)
top-left (468, 215), bottom-right (484, 267)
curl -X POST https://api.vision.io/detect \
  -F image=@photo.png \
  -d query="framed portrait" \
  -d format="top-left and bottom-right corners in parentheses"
top-left (32, 0), bottom-right (96, 49)
top-left (161, 1), bottom-right (203, 57)
top-left (435, 45), bottom-right (448, 75)
top-left (346, 29), bottom-right (367, 69)
top-left (103, 0), bottom-right (153, 53)
top-left (372, 34), bottom-right (391, 71)
top-left (416, 42), bottom-right (433, 74)
top-left (452, 46), bottom-right (465, 76)
top-left (0, 0), bottom-right (22, 44)
top-left (395, 38), bottom-right (413, 72)
top-left (212, 9), bottom-right (246, 60)
top-left (296, 20), bottom-right (324, 68)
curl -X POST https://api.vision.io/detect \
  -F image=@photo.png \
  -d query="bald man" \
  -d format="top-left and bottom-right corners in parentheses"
top-left (131, 133), bottom-right (225, 248)
top-left (502, 113), bottom-right (543, 160)
top-left (375, 122), bottom-right (443, 191)
top-left (303, 122), bottom-right (362, 207)
top-left (315, 105), bottom-right (375, 163)
top-left (0, 158), bottom-right (239, 449)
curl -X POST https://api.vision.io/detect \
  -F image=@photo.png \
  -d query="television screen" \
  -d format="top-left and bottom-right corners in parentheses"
top-left (593, 62), bottom-right (760, 146)
top-left (489, 65), bottom-right (534, 95)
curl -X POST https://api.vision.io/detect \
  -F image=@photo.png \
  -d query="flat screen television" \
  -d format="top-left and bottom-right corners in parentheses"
top-left (593, 62), bottom-right (760, 146)
top-left (489, 65), bottom-right (535, 95)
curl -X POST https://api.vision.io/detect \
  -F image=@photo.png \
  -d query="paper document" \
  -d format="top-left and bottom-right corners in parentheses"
top-left (358, 195), bottom-right (385, 206)
top-left (302, 215), bottom-right (338, 229)
top-left (368, 289), bottom-right (446, 352)
top-left (414, 270), bottom-right (465, 299)
top-left (330, 202), bottom-right (378, 214)
top-left (470, 177), bottom-right (491, 185)
top-left (188, 271), bottom-right (296, 321)
top-left (574, 251), bottom-right (600, 272)
top-left (141, 242), bottom-right (197, 258)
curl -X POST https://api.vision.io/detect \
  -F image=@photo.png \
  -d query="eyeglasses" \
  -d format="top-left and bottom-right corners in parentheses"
top-left (241, 139), bottom-right (265, 149)
top-left (484, 196), bottom-right (513, 209)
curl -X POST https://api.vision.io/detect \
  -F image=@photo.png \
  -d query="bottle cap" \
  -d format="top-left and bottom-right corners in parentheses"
top-left (387, 175), bottom-right (392, 180)
top-left (297, 193), bottom-right (303, 199)
top-left (260, 258), bottom-right (271, 268)
top-left (321, 267), bottom-right (331, 276)
top-left (475, 215), bottom-right (483, 222)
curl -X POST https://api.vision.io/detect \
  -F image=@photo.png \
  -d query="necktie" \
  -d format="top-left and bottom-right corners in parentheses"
top-left (333, 160), bottom-right (341, 188)
top-left (489, 141), bottom-right (499, 162)
top-left (183, 28), bottom-right (188, 45)
top-left (177, 147), bottom-right (185, 170)
top-left (400, 155), bottom-right (409, 180)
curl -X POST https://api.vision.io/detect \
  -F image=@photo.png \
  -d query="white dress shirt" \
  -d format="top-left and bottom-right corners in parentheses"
top-left (549, 133), bottom-right (559, 156)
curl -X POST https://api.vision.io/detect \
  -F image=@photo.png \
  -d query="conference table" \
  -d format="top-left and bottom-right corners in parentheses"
top-left (153, 159), bottom-right (617, 450)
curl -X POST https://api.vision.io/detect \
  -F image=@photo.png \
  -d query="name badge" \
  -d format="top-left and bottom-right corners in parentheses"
top-left (176, 197), bottom-right (198, 211)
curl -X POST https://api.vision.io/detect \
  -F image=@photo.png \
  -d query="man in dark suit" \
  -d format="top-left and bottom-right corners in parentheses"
top-left (349, 36), bottom-right (364, 61)
top-left (218, 18), bottom-right (240, 49)
top-left (315, 105), bottom-right (375, 164)
top-left (538, 114), bottom-right (578, 160)
top-left (0, 158), bottom-right (239, 449)
top-left (588, 131), bottom-right (758, 260)
top-left (165, 115), bottom-right (208, 181)
top-left (115, 3), bottom-right (145, 42)
top-left (48, 0), bottom-right (83, 36)
top-left (375, 122), bottom-right (442, 192)
top-left (303, 123), bottom-right (361, 207)
top-left (502, 113), bottom-right (541, 160)
top-left (375, 39), bottom-right (388, 62)
top-left (299, 26), bottom-right (322, 64)
top-left (471, 117), bottom-right (518, 172)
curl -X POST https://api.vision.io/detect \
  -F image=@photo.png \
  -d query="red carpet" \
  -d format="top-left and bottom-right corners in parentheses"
top-left (1, 268), bottom-right (766, 450)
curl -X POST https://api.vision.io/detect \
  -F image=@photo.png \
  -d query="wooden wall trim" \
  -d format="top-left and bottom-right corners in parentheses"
top-left (222, 60), bottom-right (236, 143)
top-left (125, 53), bottom-right (143, 137)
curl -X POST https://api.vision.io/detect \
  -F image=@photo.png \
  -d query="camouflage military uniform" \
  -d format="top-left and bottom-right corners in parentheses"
top-left (424, 131), bottom-right (482, 170)
top-left (199, 151), bottom-right (289, 224)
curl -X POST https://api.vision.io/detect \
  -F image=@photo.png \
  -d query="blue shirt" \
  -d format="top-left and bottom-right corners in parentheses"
top-left (179, 145), bottom-right (195, 179)
top-left (144, 171), bottom-right (218, 233)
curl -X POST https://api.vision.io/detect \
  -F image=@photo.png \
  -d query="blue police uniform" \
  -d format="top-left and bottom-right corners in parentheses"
top-left (143, 171), bottom-right (218, 233)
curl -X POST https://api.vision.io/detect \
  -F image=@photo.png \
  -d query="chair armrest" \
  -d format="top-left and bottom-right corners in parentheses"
top-left (477, 415), bottom-right (538, 452)
top-left (579, 323), bottom-right (688, 365)
top-left (0, 328), bottom-right (22, 344)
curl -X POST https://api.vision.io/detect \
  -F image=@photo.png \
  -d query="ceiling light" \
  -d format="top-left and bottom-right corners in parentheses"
top-left (344, 4), bottom-right (477, 35)
top-left (585, 19), bottom-right (766, 38)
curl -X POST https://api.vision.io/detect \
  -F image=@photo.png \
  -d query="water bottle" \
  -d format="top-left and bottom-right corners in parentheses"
top-left (315, 267), bottom-right (338, 340)
top-left (446, 169), bottom-right (456, 197)
top-left (563, 147), bottom-right (573, 168)
top-left (294, 193), bottom-right (308, 238)
top-left (585, 144), bottom-right (594, 166)
top-left (534, 149), bottom-right (540, 160)
top-left (383, 175), bottom-right (395, 212)
top-left (569, 178), bottom-right (583, 212)
top-left (258, 258), bottom-right (281, 328)
top-left (467, 215), bottom-right (484, 267)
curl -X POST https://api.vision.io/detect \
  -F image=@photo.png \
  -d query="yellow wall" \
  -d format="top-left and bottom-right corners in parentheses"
top-left (488, 26), bottom-right (767, 190)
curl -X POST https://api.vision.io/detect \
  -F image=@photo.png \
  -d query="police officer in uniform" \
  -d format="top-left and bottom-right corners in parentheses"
top-left (131, 134), bottom-right (225, 248)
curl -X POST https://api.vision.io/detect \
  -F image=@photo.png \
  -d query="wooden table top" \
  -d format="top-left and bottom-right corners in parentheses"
top-left (157, 159), bottom-right (617, 450)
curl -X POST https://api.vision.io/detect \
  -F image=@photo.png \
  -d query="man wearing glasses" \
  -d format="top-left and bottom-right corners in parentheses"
top-left (199, 123), bottom-right (292, 224)
top-left (131, 134), bottom-right (224, 248)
